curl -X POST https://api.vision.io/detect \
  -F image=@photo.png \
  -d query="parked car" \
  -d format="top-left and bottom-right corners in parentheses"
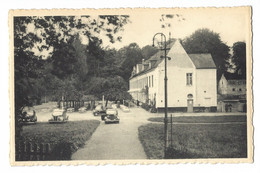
top-left (104, 108), bottom-right (119, 123)
top-left (111, 104), bottom-right (117, 109)
top-left (78, 106), bottom-right (87, 113)
top-left (20, 106), bottom-right (37, 124)
top-left (67, 107), bottom-right (75, 113)
top-left (93, 105), bottom-right (106, 116)
top-left (49, 108), bottom-right (69, 124)
top-left (120, 105), bottom-right (130, 112)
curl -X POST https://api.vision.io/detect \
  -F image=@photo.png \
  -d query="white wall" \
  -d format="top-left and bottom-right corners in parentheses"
top-left (129, 69), bottom-right (158, 103)
top-left (195, 69), bottom-right (217, 107)
top-left (156, 65), bottom-right (196, 108)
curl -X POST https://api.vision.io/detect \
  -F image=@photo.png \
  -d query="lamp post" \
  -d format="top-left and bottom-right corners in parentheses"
top-left (152, 33), bottom-right (170, 158)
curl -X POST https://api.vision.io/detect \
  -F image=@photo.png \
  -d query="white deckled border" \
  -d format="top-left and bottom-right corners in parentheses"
top-left (8, 7), bottom-right (253, 166)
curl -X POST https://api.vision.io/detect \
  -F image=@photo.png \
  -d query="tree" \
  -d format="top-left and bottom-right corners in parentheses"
top-left (118, 43), bottom-right (144, 81)
top-left (141, 45), bottom-right (158, 60)
top-left (182, 28), bottom-right (230, 80)
top-left (86, 76), bottom-right (132, 106)
top-left (231, 42), bottom-right (246, 78)
top-left (14, 15), bottom-right (130, 137)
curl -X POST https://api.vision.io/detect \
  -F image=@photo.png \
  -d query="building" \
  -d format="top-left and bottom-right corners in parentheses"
top-left (128, 39), bottom-right (217, 112)
top-left (218, 72), bottom-right (246, 96)
top-left (217, 72), bottom-right (246, 112)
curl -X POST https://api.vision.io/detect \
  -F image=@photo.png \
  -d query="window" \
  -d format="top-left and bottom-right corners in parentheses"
top-left (239, 88), bottom-right (242, 92)
top-left (232, 88), bottom-right (235, 91)
top-left (186, 73), bottom-right (192, 85)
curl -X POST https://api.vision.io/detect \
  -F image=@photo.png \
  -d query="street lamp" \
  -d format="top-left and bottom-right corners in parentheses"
top-left (152, 33), bottom-right (171, 158)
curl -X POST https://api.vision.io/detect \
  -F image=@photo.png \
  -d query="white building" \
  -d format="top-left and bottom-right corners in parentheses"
top-left (129, 39), bottom-right (217, 112)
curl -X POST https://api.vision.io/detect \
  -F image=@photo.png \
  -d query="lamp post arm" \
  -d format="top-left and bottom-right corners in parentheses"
top-left (152, 33), bottom-right (167, 48)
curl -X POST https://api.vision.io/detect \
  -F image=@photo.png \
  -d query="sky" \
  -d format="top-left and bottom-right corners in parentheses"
top-left (26, 7), bottom-right (250, 58)
top-left (102, 8), bottom-right (250, 49)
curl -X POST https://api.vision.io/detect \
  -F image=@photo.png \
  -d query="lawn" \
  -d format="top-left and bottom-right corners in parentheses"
top-left (16, 120), bottom-right (100, 161)
top-left (148, 115), bottom-right (246, 123)
top-left (138, 123), bottom-right (247, 159)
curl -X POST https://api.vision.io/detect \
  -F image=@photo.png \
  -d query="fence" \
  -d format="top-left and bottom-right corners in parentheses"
top-left (16, 141), bottom-right (53, 161)
top-left (58, 100), bottom-right (85, 111)
top-left (15, 140), bottom-right (75, 161)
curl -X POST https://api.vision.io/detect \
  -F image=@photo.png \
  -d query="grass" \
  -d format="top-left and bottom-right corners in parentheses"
top-left (148, 115), bottom-right (246, 123)
top-left (138, 123), bottom-right (247, 159)
top-left (18, 120), bottom-right (100, 160)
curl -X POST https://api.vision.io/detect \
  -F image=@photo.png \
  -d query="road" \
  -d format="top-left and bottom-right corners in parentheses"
top-left (71, 107), bottom-right (153, 160)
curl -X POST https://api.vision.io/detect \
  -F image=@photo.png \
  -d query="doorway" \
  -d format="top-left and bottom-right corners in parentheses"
top-left (187, 99), bottom-right (193, 113)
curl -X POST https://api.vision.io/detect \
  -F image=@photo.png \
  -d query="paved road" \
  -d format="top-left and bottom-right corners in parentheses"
top-left (71, 107), bottom-right (153, 160)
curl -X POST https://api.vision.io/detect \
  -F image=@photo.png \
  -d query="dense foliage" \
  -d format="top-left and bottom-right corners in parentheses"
top-left (14, 15), bottom-right (131, 136)
top-left (231, 41), bottom-right (246, 78)
top-left (182, 28), bottom-right (231, 80)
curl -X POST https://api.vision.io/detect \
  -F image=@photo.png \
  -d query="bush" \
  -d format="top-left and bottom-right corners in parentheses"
top-left (141, 102), bottom-right (151, 111)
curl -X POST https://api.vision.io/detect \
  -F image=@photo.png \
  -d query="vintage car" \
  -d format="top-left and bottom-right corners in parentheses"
top-left (20, 106), bottom-right (37, 124)
top-left (104, 109), bottom-right (119, 123)
top-left (67, 107), bottom-right (75, 113)
top-left (93, 105), bottom-right (106, 116)
top-left (49, 108), bottom-right (69, 124)
top-left (78, 106), bottom-right (87, 113)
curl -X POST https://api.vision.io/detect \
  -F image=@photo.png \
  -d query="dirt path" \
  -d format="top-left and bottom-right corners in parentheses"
top-left (71, 108), bottom-right (152, 160)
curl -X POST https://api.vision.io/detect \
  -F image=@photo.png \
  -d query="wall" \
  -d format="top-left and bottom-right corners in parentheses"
top-left (226, 80), bottom-right (246, 96)
top-left (195, 69), bottom-right (217, 107)
top-left (156, 40), bottom-right (196, 108)
top-left (129, 69), bottom-right (158, 104)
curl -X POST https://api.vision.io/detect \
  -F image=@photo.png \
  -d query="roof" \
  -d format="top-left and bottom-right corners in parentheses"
top-left (130, 40), bottom-right (176, 79)
top-left (145, 39), bottom-right (176, 63)
top-left (188, 54), bottom-right (216, 69)
top-left (130, 40), bottom-right (216, 79)
top-left (223, 72), bottom-right (246, 80)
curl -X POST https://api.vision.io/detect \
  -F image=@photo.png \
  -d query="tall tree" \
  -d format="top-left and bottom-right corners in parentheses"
top-left (182, 28), bottom-right (230, 80)
top-left (231, 42), bottom-right (246, 78)
top-left (118, 43), bottom-right (144, 81)
top-left (141, 45), bottom-right (158, 60)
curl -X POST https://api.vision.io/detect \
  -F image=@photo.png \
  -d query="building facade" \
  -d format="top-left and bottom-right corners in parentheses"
top-left (217, 72), bottom-right (246, 112)
top-left (129, 39), bottom-right (217, 112)
top-left (218, 73), bottom-right (246, 96)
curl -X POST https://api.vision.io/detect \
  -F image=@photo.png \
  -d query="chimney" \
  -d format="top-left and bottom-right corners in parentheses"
top-left (148, 61), bottom-right (152, 69)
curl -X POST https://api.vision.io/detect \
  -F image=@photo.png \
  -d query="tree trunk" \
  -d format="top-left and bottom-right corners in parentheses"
top-left (105, 99), bottom-right (108, 107)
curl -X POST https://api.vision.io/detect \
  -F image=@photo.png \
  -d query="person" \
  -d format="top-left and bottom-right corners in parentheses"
top-left (229, 104), bottom-right (232, 112)
top-left (225, 104), bottom-right (228, 112)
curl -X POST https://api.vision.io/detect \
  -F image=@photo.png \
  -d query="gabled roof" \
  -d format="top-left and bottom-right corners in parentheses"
top-left (130, 40), bottom-right (176, 79)
top-left (145, 40), bottom-right (176, 62)
top-left (188, 54), bottom-right (216, 69)
top-left (130, 39), bottom-right (216, 79)
top-left (223, 72), bottom-right (246, 80)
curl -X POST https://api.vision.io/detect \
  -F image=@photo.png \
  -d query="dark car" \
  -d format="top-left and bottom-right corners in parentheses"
top-left (104, 109), bottom-right (119, 124)
top-left (20, 106), bottom-right (37, 124)
top-left (93, 105), bottom-right (106, 116)
top-left (49, 108), bottom-right (69, 124)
